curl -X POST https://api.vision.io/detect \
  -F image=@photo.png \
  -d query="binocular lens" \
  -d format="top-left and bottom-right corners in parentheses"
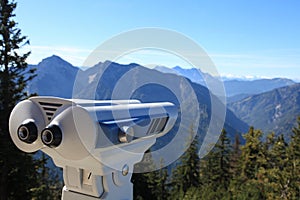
top-left (17, 122), bottom-right (38, 144)
top-left (41, 125), bottom-right (62, 147)
top-left (18, 126), bottom-right (29, 140)
top-left (42, 130), bottom-right (53, 144)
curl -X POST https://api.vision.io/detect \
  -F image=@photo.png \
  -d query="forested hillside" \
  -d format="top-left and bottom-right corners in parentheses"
top-left (229, 83), bottom-right (300, 137)
top-left (133, 118), bottom-right (300, 200)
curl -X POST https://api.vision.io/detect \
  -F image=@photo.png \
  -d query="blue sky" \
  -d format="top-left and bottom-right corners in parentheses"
top-left (15, 0), bottom-right (300, 80)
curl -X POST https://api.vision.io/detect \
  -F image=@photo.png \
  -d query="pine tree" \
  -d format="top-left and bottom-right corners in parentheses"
top-left (263, 132), bottom-right (277, 169)
top-left (232, 127), bottom-right (266, 199)
top-left (181, 187), bottom-right (202, 200)
top-left (229, 133), bottom-right (242, 195)
top-left (132, 150), bottom-right (158, 200)
top-left (132, 172), bottom-right (152, 200)
top-left (145, 159), bottom-right (169, 200)
top-left (170, 127), bottom-right (200, 199)
top-left (199, 129), bottom-right (232, 199)
top-left (0, 0), bottom-right (36, 199)
top-left (265, 134), bottom-right (290, 199)
top-left (212, 129), bottom-right (232, 189)
top-left (287, 117), bottom-right (300, 199)
top-left (31, 153), bottom-right (63, 200)
top-left (231, 133), bottom-right (242, 170)
top-left (240, 127), bottom-right (264, 179)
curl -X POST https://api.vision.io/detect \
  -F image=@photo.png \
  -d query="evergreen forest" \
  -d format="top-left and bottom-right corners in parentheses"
top-left (133, 120), bottom-right (300, 200)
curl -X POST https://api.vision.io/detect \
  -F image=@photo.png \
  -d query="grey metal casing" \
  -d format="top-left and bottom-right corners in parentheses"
top-left (9, 96), bottom-right (178, 199)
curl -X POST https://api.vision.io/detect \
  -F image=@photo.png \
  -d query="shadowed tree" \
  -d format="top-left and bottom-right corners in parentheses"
top-left (199, 129), bottom-right (232, 199)
top-left (0, 0), bottom-right (37, 199)
top-left (170, 127), bottom-right (200, 199)
top-left (288, 117), bottom-right (300, 199)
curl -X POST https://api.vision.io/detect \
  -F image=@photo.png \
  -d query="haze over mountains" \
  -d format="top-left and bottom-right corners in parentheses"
top-left (28, 55), bottom-right (299, 143)
top-left (155, 65), bottom-right (299, 137)
top-left (155, 65), bottom-right (296, 103)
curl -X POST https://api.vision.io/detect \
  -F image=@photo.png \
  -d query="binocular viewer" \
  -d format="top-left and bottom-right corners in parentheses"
top-left (9, 96), bottom-right (178, 199)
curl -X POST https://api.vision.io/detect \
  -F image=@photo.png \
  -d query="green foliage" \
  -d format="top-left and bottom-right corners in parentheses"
top-left (229, 120), bottom-right (300, 200)
top-left (132, 152), bottom-right (169, 200)
top-left (287, 117), bottom-right (300, 199)
top-left (181, 187), bottom-right (200, 200)
top-left (133, 119), bottom-right (300, 200)
top-left (30, 153), bottom-right (63, 200)
top-left (170, 127), bottom-right (200, 199)
top-left (145, 162), bottom-right (169, 200)
top-left (0, 0), bottom-right (37, 199)
top-left (240, 127), bottom-right (264, 179)
top-left (199, 129), bottom-right (232, 198)
top-left (132, 172), bottom-right (152, 200)
top-left (0, 1), bottom-right (62, 199)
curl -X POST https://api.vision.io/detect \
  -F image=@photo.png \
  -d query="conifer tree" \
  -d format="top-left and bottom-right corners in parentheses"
top-left (211, 129), bottom-right (232, 188)
top-left (231, 133), bottom-right (242, 170)
top-left (287, 117), bottom-right (300, 199)
top-left (170, 128), bottom-right (200, 199)
top-left (181, 187), bottom-right (202, 200)
top-left (31, 153), bottom-right (63, 200)
top-left (199, 129), bottom-right (232, 199)
top-left (229, 133), bottom-right (242, 195)
top-left (132, 150), bottom-right (161, 200)
top-left (144, 159), bottom-right (169, 200)
top-left (132, 158), bottom-right (152, 199)
top-left (265, 134), bottom-right (290, 199)
top-left (132, 172), bottom-right (152, 200)
top-left (0, 0), bottom-right (36, 199)
top-left (262, 132), bottom-right (275, 161)
top-left (240, 127), bottom-right (264, 179)
top-left (232, 127), bottom-right (266, 199)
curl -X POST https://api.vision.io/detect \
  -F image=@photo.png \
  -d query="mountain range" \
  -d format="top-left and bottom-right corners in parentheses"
top-left (24, 54), bottom-right (300, 181)
top-left (229, 83), bottom-right (300, 137)
top-left (28, 55), bottom-right (300, 144)
top-left (224, 78), bottom-right (296, 103)
top-left (155, 66), bottom-right (296, 103)
top-left (162, 65), bottom-right (299, 137)
top-left (28, 55), bottom-right (248, 149)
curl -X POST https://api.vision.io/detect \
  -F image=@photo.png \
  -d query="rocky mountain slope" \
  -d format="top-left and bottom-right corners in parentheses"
top-left (229, 83), bottom-right (300, 137)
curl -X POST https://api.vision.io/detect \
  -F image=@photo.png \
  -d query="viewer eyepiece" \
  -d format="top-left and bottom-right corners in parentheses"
top-left (17, 122), bottom-right (38, 144)
top-left (41, 125), bottom-right (62, 147)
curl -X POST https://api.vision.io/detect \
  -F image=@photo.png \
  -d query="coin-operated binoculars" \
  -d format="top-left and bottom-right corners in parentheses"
top-left (9, 96), bottom-right (177, 200)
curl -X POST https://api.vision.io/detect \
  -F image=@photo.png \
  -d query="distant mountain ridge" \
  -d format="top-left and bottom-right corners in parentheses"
top-left (155, 66), bottom-right (296, 103)
top-left (228, 83), bottom-right (300, 137)
top-left (224, 78), bottom-right (295, 102)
